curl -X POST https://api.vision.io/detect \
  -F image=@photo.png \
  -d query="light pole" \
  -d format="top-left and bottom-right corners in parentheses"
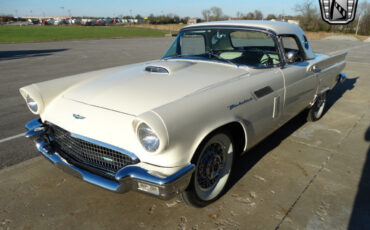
top-left (355, 11), bottom-right (363, 36)
top-left (60, 6), bottom-right (64, 17)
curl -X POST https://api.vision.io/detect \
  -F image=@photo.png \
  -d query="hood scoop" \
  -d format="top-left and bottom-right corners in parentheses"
top-left (145, 66), bottom-right (169, 74)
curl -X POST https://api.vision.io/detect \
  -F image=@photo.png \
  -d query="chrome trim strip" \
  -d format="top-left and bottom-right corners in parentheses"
top-left (115, 164), bottom-right (195, 185)
top-left (25, 128), bottom-right (45, 138)
top-left (70, 132), bottom-right (139, 162)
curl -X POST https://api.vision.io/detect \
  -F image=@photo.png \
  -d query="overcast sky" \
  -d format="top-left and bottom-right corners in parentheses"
top-left (1, 0), bottom-right (308, 18)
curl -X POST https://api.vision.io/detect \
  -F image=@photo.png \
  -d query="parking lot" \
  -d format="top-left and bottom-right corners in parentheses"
top-left (0, 37), bottom-right (369, 230)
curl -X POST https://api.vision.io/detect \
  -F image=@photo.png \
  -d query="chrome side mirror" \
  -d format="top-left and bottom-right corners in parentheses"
top-left (286, 51), bottom-right (298, 64)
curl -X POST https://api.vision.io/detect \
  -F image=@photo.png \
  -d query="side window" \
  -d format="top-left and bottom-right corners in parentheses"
top-left (281, 36), bottom-right (304, 63)
top-left (230, 31), bottom-right (276, 47)
top-left (180, 34), bottom-right (205, 55)
top-left (229, 31), bottom-right (280, 67)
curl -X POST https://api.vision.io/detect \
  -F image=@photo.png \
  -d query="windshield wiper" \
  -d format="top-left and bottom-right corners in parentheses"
top-left (205, 51), bottom-right (239, 67)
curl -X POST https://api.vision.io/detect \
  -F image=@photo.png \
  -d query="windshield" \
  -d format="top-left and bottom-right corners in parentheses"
top-left (162, 28), bottom-right (281, 68)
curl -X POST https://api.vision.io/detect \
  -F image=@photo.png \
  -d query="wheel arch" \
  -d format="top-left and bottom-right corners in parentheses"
top-left (189, 119), bottom-right (248, 164)
top-left (310, 87), bottom-right (331, 108)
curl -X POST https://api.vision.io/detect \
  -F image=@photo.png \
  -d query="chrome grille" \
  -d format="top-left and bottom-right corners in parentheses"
top-left (50, 125), bottom-right (138, 174)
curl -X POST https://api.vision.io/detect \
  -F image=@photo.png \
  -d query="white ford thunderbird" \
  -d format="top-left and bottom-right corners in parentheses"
top-left (21, 21), bottom-right (347, 207)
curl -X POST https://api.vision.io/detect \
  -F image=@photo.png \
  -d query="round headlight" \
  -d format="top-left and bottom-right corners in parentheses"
top-left (26, 95), bottom-right (38, 113)
top-left (138, 123), bottom-right (160, 152)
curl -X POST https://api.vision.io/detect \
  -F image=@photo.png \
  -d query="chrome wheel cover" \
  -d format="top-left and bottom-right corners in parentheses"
top-left (197, 143), bottom-right (226, 190)
top-left (194, 133), bottom-right (233, 201)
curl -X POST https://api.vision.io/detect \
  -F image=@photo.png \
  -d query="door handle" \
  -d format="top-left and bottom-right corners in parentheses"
top-left (312, 65), bottom-right (321, 73)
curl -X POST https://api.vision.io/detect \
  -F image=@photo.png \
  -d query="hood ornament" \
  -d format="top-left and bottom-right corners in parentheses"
top-left (73, 114), bottom-right (86, 119)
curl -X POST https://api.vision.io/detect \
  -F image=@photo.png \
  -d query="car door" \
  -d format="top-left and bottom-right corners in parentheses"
top-left (279, 35), bottom-right (317, 122)
top-left (226, 30), bottom-right (285, 147)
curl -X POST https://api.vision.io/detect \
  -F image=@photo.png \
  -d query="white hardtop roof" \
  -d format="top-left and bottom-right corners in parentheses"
top-left (184, 20), bottom-right (304, 36)
top-left (184, 20), bottom-right (315, 59)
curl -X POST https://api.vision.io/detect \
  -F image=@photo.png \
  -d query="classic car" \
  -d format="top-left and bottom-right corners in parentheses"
top-left (20, 20), bottom-right (347, 207)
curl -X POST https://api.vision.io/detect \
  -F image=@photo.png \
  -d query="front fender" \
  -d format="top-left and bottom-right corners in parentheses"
top-left (152, 82), bottom-right (251, 166)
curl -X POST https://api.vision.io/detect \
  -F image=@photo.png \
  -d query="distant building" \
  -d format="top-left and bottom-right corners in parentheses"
top-left (187, 18), bottom-right (201, 25)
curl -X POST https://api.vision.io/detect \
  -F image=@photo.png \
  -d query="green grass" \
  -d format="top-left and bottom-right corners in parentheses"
top-left (0, 25), bottom-right (166, 43)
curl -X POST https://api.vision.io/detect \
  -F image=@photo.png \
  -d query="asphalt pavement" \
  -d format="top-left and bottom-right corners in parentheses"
top-left (0, 37), bottom-right (369, 230)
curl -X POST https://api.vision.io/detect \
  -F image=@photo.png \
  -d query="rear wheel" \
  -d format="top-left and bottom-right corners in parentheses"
top-left (179, 131), bottom-right (235, 207)
top-left (307, 93), bottom-right (327, 121)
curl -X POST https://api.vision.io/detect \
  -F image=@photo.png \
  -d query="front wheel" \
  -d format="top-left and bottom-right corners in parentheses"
top-left (307, 92), bottom-right (327, 121)
top-left (179, 131), bottom-right (235, 207)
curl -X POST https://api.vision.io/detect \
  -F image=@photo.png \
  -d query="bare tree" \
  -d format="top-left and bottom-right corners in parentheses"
top-left (210, 7), bottom-right (223, 20)
top-left (266, 14), bottom-right (277, 20)
top-left (245, 12), bottom-right (255, 20)
top-left (254, 10), bottom-right (263, 20)
top-left (202, 9), bottom-right (211, 22)
top-left (356, 1), bottom-right (370, 35)
top-left (236, 11), bottom-right (244, 18)
top-left (293, 0), bottom-right (320, 31)
top-left (201, 7), bottom-right (226, 21)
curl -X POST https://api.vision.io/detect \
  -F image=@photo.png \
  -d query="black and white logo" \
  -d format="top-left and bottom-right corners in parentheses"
top-left (319, 0), bottom-right (358, 24)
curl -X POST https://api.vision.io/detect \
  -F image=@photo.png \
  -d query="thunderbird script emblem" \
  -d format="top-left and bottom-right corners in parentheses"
top-left (319, 0), bottom-right (358, 24)
top-left (73, 114), bottom-right (85, 119)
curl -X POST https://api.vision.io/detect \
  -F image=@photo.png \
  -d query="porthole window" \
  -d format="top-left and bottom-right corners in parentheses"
top-left (303, 35), bottom-right (309, 50)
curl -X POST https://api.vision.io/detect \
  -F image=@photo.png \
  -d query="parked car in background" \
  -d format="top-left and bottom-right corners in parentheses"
top-left (53, 19), bottom-right (64, 25)
top-left (45, 19), bottom-right (55, 25)
top-left (81, 18), bottom-right (96, 26)
top-left (21, 21), bottom-right (346, 207)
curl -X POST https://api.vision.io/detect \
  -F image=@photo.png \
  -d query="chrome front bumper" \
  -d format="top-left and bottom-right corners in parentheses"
top-left (26, 118), bottom-right (194, 200)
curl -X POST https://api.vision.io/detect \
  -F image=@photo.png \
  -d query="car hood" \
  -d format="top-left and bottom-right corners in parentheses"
top-left (63, 60), bottom-right (249, 115)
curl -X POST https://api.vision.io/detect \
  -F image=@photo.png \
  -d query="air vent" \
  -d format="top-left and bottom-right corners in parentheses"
top-left (145, 66), bottom-right (169, 74)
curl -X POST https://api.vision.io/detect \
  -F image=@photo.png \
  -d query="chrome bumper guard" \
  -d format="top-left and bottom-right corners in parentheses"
top-left (337, 72), bottom-right (346, 83)
top-left (26, 118), bottom-right (194, 200)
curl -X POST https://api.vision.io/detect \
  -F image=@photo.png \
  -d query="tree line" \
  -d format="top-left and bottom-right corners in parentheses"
top-left (200, 1), bottom-right (370, 36)
top-left (293, 1), bottom-right (370, 36)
